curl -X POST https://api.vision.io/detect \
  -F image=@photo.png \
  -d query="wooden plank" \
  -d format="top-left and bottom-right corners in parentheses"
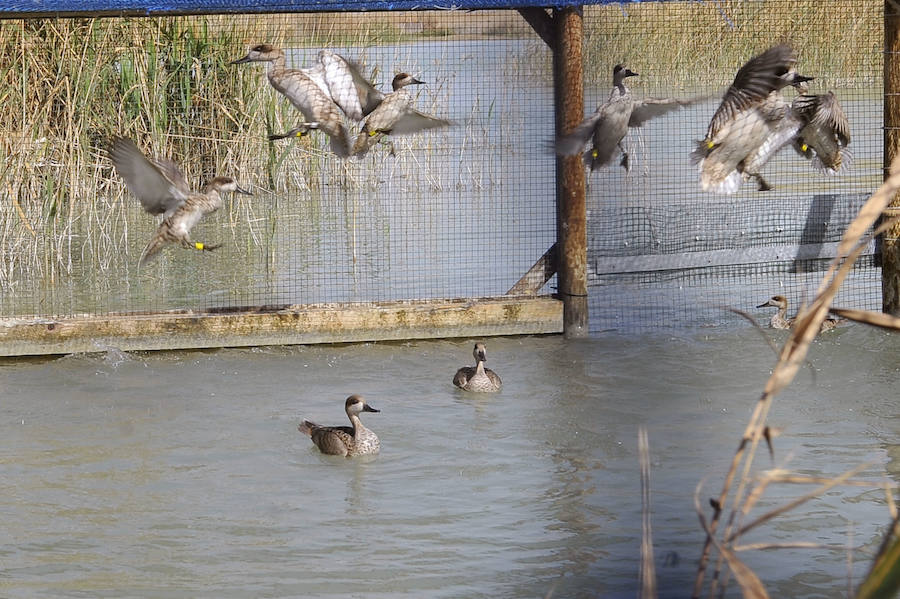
top-left (518, 7), bottom-right (553, 47)
top-left (0, 296), bottom-right (563, 357)
top-left (592, 240), bottom-right (877, 275)
top-left (507, 243), bottom-right (558, 294)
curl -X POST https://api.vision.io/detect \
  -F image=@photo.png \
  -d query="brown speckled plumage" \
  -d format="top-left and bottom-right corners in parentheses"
top-left (556, 64), bottom-right (704, 171)
top-left (298, 395), bottom-right (381, 457)
top-left (756, 295), bottom-right (841, 332)
top-left (352, 73), bottom-right (451, 157)
top-left (109, 137), bottom-right (251, 266)
top-left (453, 342), bottom-right (502, 393)
top-left (694, 45), bottom-right (813, 194)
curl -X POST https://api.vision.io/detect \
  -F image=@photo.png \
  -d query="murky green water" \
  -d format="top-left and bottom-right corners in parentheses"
top-left (1, 327), bottom-right (896, 597)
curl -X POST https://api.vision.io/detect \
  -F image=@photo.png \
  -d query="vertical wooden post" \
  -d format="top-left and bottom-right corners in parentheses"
top-left (883, 1), bottom-right (900, 314)
top-left (553, 6), bottom-right (588, 337)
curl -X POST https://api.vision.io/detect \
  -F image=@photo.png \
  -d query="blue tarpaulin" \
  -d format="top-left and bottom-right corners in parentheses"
top-left (0, 0), bottom-right (623, 17)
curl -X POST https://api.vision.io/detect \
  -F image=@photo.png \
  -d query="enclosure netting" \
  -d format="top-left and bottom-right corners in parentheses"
top-left (583, 0), bottom-right (882, 330)
top-left (0, 1), bottom-right (883, 333)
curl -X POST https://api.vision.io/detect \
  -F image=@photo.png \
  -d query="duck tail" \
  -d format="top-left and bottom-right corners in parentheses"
top-left (704, 170), bottom-right (742, 195)
top-left (812, 146), bottom-right (853, 175)
top-left (138, 235), bottom-right (167, 267)
top-left (352, 129), bottom-right (378, 157)
top-left (698, 157), bottom-right (742, 195)
top-left (297, 420), bottom-right (315, 437)
top-left (330, 125), bottom-right (351, 158)
top-left (690, 139), bottom-right (711, 166)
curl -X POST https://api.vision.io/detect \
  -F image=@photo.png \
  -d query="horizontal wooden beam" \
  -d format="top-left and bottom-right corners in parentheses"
top-left (0, 296), bottom-right (563, 356)
top-left (592, 241), bottom-right (877, 275)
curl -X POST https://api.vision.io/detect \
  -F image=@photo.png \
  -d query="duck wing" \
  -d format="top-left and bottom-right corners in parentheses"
top-left (629, 95), bottom-right (706, 127)
top-left (794, 91), bottom-right (850, 146)
top-left (555, 110), bottom-right (605, 156)
top-left (453, 366), bottom-right (475, 388)
top-left (386, 109), bottom-right (451, 135)
top-left (706, 45), bottom-right (797, 140)
top-left (319, 51), bottom-right (384, 121)
top-left (485, 368), bottom-right (502, 388)
top-left (299, 421), bottom-right (355, 456)
top-left (270, 70), bottom-right (351, 157)
top-left (109, 137), bottom-right (188, 216)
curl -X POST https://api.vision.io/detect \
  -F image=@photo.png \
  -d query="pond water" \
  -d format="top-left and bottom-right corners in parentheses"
top-left (2, 326), bottom-right (897, 597)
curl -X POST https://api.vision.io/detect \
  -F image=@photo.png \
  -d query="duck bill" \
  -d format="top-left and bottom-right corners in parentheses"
top-left (410, 78), bottom-right (426, 85)
top-left (756, 301), bottom-right (772, 308)
top-left (625, 70), bottom-right (639, 78)
top-left (230, 55), bottom-right (252, 65)
top-left (363, 404), bottom-right (380, 413)
top-left (235, 184), bottom-right (253, 195)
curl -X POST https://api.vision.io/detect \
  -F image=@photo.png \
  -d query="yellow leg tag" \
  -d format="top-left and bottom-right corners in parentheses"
top-left (194, 242), bottom-right (204, 250)
top-left (369, 130), bottom-right (379, 137)
top-left (801, 143), bottom-right (808, 152)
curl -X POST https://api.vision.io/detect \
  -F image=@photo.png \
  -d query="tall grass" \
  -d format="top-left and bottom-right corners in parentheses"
top-left (0, 16), bottom-right (325, 291)
top-left (0, 4), bottom-right (883, 312)
top-left (580, 0), bottom-right (881, 90)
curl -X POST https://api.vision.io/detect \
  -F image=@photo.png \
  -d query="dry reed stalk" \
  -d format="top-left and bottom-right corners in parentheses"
top-left (638, 426), bottom-right (657, 599)
top-left (828, 307), bottom-right (900, 330)
top-left (692, 157), bottom-right (900, 598)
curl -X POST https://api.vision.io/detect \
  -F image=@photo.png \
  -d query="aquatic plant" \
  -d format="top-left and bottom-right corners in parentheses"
top-left (688, 157), bottom-right (900, 597)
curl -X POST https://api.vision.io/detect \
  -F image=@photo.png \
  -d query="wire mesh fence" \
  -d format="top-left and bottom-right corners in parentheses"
top-left (0, 1), bottom-right (886, 335)
top-left (583, 0), bottom-right (883, 330)
top-left (0, 12), bottom-right (556, 319)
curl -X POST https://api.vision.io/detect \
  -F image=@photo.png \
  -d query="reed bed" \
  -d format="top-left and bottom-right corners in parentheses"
top-left (0, 4), bottom-right (884, 312)
top-left (567, 0), bottom-right (883, 91)
top-left (0, 16), bottom-right (334, 289)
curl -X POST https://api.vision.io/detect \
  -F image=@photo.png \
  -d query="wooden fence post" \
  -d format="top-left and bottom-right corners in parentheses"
top-left (883, 1), bottom-right (900, 314)
top-left (553, 6), bottom-right (588, 337)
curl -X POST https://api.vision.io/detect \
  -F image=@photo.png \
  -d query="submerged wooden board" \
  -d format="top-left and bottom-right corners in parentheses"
top-left (0, 296), bottom-right (563, 356)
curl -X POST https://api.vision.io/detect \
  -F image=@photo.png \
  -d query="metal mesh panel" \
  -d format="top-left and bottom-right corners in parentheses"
top-left (583, 0), bottom-right (883, 331)
top-left (0, 2), bottom-right (886, 334)
top-left (0, 13), bottom-right (556, 317)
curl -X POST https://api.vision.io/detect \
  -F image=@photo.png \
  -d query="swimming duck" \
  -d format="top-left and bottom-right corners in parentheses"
top-left (232, 45), bottom-right (368, 157)
top-left (351, 73), bottom-right (451, 157)
top-left (298, 394), bottom-right (380, 456)
top-left (791, 90), bottom-right (852, 174)
top-left (555, 64), bottom-right (703, 171)
top-left (109, 137), bottom-right (251, 266)
top-left (453, 342), bottom-right (502, 392)
top-left (694, 45), bottom-right (813, 194)
top-left (756, 295), bottom-right (841, 331)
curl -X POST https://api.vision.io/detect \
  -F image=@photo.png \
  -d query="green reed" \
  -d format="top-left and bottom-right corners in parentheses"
top-left (0, 16), bottom-right (328, 285)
